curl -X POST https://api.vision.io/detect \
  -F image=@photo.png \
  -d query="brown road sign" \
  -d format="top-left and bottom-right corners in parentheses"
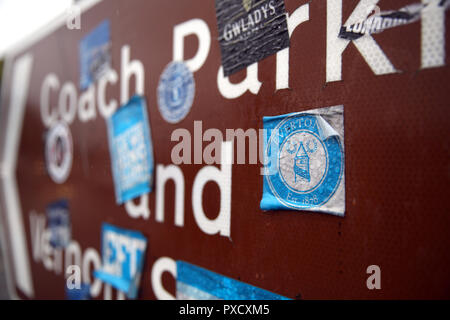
top-left (0, 0), bottom-right (449, 299)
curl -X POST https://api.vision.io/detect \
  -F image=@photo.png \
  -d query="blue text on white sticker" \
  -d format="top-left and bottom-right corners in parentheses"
top-left (94, 223), bottom-right (147, 299)
top-left (260, 106), bottom-right (345, 216)
top-left (107, 95), bottom-right (154, 204)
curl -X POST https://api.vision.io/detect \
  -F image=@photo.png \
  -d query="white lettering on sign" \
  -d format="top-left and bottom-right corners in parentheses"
top-left (29, 211), bottom-right (118, 299)
top-left (155, 141), bottom-right (232, 237)
top-left (421, 0), bottom-right (446, 69)
top-left (217, 63), bottom-right (262, 99)
top-left (151, 256), bottom-right (176, 300)
top-left (276, 3), bottom-right (310, 90)
top-left (173, 19), bottom-right (211, 73)
top-left (192, 141), bottom-right (232, 237)
top-left (30, 210), bottom-right (178, 299)
top-left (40, 45), bottom-right (144, 127)
top-left (38, 2), bottom-right (448, 120)
top-left (326, 0), bottom-right (396, 82)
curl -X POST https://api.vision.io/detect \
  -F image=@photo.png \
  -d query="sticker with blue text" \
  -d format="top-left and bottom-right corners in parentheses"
top-left (46, 199), bottom-right (71, 248)
top-left (176, 261), bottom-right (289, 300)
top-left (107, 95), bottom-right (154, 204)
top-left (157, 61), bottom-right (195, 124)
top-left (79, 20), bottom-right (111, 90)
top-left (94, 223), bottom-right (147, 299)
top-left (260, 105), bottom-right (345, 216)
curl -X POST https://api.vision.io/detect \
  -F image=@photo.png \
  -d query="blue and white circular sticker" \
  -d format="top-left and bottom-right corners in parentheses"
top-left (263, 113), bottom-right (344, 211)
top-left (45, 121), bottom-right (73, 184)
top-left (157, 61), bottom-right (195, 123)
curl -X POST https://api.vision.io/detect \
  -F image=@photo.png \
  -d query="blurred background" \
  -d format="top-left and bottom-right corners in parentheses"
top-left (0, 0), bottom-right (75, 57)
top-left (0, 0), bottom-right (76, 300)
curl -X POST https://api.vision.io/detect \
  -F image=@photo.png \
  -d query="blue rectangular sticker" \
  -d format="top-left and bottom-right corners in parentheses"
top-left (176, 261), bottom-right (289, 300)
top-left (260, 105), bottom-right (345, 216)
top-left (66, 283), bottom-right (91, 300)
top-left (94, 223), bottom-right (147, 299)
top-left (79, 20), bottom-right (111, 90)
top-left (46, 199), bottom-right (71, 248)
top-left (107, 95), bottom-right (154, 204)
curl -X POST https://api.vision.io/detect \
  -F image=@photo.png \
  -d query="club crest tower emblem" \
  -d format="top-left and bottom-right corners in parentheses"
top-left (261, 110), bottom-right (345, 214)
top-left (242, 0), bottom-right (253, 12)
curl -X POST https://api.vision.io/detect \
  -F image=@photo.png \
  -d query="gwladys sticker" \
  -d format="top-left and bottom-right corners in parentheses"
top-left (107, 95), bottom-right (154, 204)
top-left (261, 105), bottom-right (345, 217)
top-left (215, 0), bottom-right (290, 76)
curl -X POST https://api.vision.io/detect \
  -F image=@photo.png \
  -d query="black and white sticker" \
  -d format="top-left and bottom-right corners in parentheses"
top-left (215, 0), bottom-right (290, 76)
top-left (339, 1), bottom-right (449, 41)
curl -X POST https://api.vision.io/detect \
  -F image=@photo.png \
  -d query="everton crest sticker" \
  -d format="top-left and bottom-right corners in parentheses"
top-left (157, 61), bottom-right (195, 124)
top-left (261, 105), bottom-right (345, 216)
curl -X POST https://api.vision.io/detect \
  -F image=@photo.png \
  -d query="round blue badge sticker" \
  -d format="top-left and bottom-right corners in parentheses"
top-left (265, 113), bottom-right (344, 210)
top-left (157, 61), bottom-right (195, 123)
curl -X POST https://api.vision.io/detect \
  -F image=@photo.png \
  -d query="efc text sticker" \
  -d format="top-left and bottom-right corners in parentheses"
top-left (215, 0), bottom-right (289, 76)
top-left (261, 105), bottom-right (345, 216)
top-left (79, 20), bottom-right (111, 90)
top-left (176, 261), bottom-right (289, 300)
top-left (107, 95), bottom-right (154, 204)
top-left (94, 224), bottom-right (147, 299)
